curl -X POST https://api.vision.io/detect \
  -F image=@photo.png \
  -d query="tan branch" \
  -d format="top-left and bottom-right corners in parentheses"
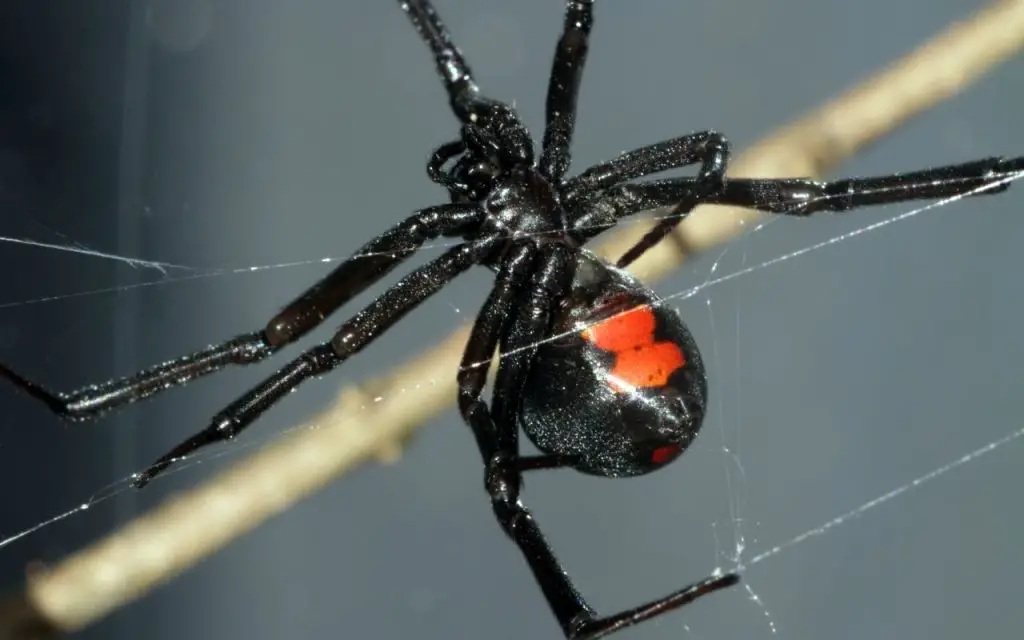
top-left (6, 0), bottom-right (1024, 636)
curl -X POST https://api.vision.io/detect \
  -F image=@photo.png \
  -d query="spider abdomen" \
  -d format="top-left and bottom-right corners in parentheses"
top-left (519, 252), bottom-right (707, 477)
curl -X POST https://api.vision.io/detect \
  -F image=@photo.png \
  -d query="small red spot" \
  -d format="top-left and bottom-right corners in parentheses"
top-left (651, 444), bottom-right (681, 465)
top-left (581, 304), bottom-right (686, 392)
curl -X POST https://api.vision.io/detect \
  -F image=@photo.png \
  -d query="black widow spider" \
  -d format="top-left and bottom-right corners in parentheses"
top-left (3, 1), bottom-right (1023, 637)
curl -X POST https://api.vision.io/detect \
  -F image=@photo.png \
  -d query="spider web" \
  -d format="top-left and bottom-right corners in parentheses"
top-left (1, 178), bottom-right (1022, 640)
top-left (2, 0), bottom-right (1023, 638)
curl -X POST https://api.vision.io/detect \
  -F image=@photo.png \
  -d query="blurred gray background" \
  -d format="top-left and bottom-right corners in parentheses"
top-left (1, 0), bottom-right (1022, 638)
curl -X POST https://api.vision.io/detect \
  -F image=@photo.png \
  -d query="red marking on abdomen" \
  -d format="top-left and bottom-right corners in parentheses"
top-left (651, 444), bottom-right (682, 465)
top-left (582, 304), bottom-right (685, 392)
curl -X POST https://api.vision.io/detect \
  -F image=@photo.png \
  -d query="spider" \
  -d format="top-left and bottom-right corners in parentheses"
top-left (3, 0), bottom-right (1022, 637)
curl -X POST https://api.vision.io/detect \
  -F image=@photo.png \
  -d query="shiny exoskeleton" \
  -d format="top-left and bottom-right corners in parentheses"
top-left (2, 1), bottom-right (1022, 638)
top-left (520, 252), bottom-right (706, 478)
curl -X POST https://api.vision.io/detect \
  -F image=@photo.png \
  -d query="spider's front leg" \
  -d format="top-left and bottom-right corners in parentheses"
top-left (538, 0), bottom-right (594, 182)
top-left (706, 156), bottom-right (1024, 214)
top-left (563, 132), bottom-right (731, 268)
top-left (567, 155), bottom-right (1024, 248)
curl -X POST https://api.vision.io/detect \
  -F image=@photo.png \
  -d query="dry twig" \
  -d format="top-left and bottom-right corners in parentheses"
top-left (4, 0), bottom-right (1024, 637)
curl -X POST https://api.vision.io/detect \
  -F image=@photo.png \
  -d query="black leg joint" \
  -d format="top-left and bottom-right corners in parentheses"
top-left (486, 451), bottom-right (523, 522)
top-left (695, 131), bottom-right (729, 195)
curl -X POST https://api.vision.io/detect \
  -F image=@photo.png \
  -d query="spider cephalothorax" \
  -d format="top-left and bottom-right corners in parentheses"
top-left (2, 1), bottom-right (1021, 638)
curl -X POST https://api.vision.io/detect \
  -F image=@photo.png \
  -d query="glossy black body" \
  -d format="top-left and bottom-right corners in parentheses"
top-left (520, 251), bottom-right (706, 477)
top-left (1, 1), bottom-right (1022, 637)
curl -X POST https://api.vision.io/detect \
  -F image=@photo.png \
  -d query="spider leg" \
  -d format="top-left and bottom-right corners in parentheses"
top-left (133, 234), bottom-right (501, 487)
top-left (427, 140), bottom-right (468, 191)
top-left (510, 453), bottom-right (583, 473)
top-left (460, 243), bottom-right (594, 634)
top-left (568, 180), bottom-right (703, 241)
top-left (568, 156), bottom-right (1024, 266)
top-left (612, 200), bottom-right (700, 269)
top-left (704, 156), bottom-right (1024, 214)
top-left (457, 240), bottom-right (536, 459)
top-left (399, 0), bottom-right (484, 123)
top-left (561, 132), bottom-right (730, 267)
top-left (564, 132), bottom-right (731, 200)
top-left (0, 204), bottom-right (481, 422)
top-left (538, 1), bottom-right (594, 182)
top-left (459, 243), bottom-right (737, 638)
